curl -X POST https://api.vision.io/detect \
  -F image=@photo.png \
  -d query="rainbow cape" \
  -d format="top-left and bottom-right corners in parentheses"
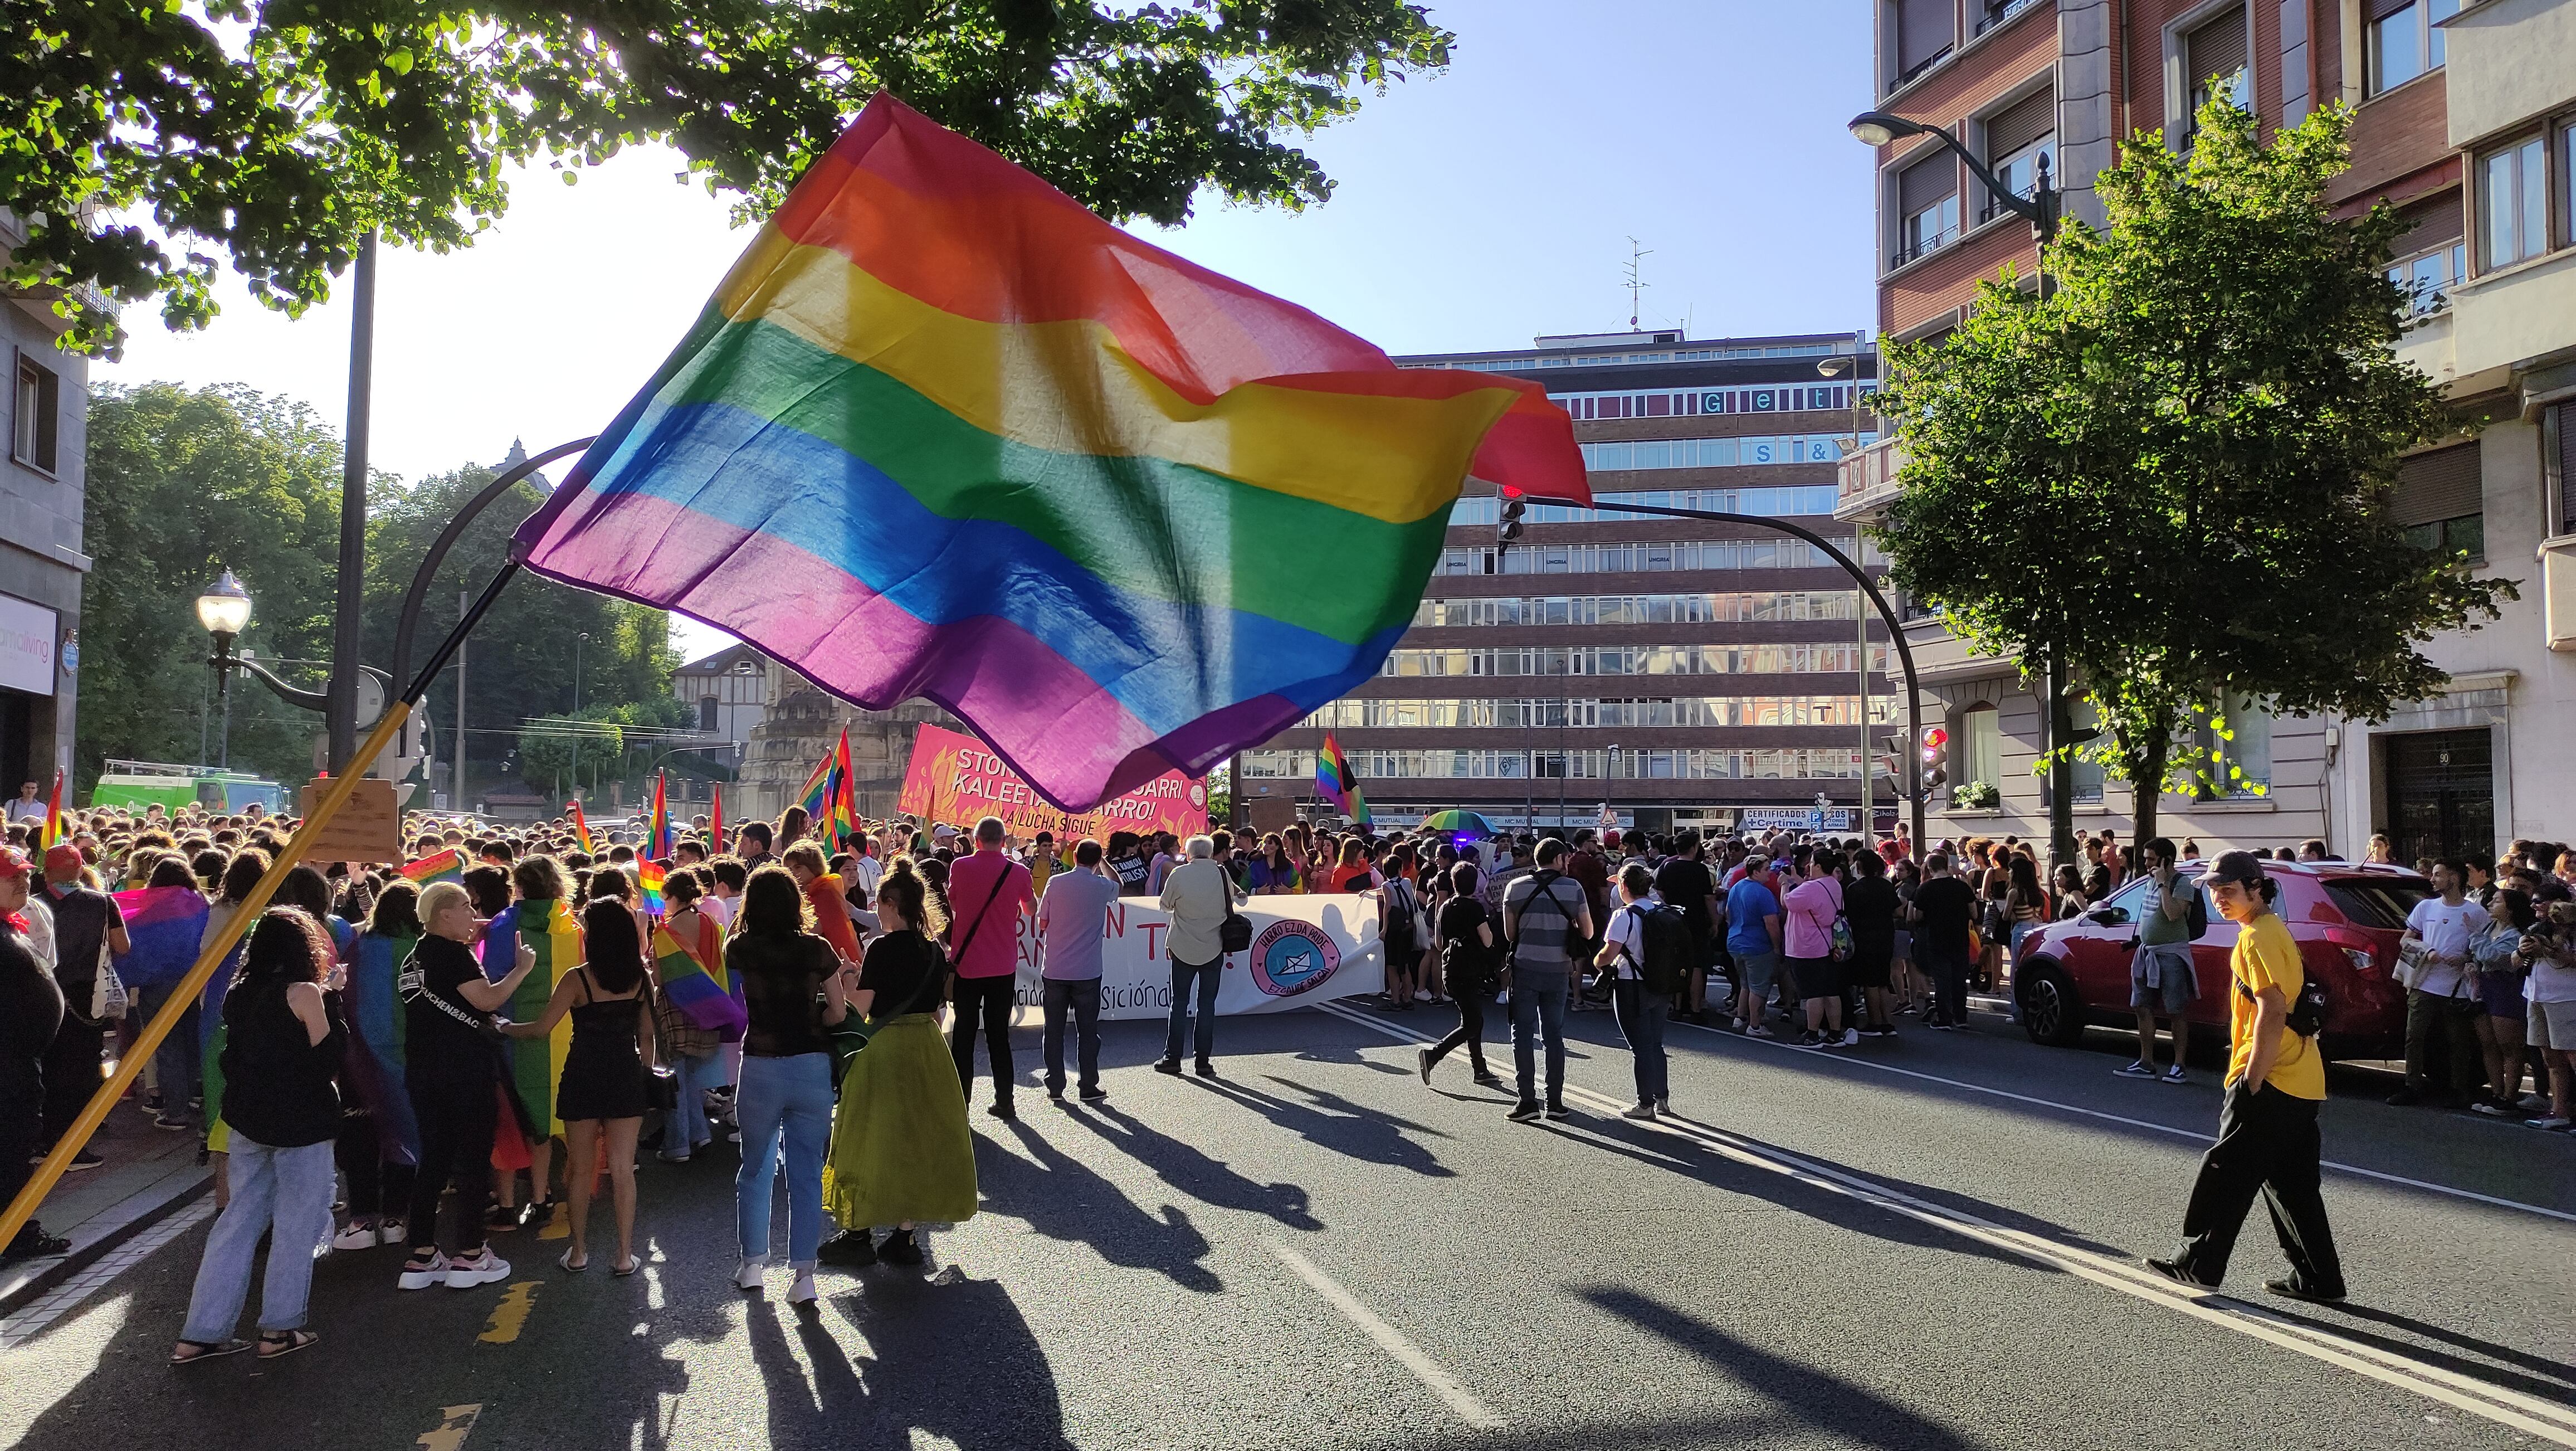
top-left (484, 898), bottom-right (583, 1137)
top-left (512, 91), bottom-right (1584, 813)
top-left (401, 848), bottom-right (465, 887)
top-left (110, 885), bottom-right (211, 990)
top-left (345, 929), bottom-right (421, 1164)
top-left (198, 905), bottom-right (253, 1153)
top-left (651, 923), bottom-right (744, 1040)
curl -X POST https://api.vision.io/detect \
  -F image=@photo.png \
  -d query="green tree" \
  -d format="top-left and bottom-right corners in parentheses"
top-left (4, 0), bottom-right (1454, 353)
top-left (78, 384), bottom-right (345, 790)
top-left (1874, 98), bottom-right (2512, 853)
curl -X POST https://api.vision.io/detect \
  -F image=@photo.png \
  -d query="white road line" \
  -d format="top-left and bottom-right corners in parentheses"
top-left (1263, 1237), bottom-right (1504, 1430)
top-left (1656, 1008), bottom-right (2576, 1224)
top-left (0, 1199), bottom-right (214, 1348)
top-left (1316, 1001), bottom-right (2576, 1445)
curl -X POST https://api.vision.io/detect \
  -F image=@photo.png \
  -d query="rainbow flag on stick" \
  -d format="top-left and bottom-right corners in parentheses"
top-left (637, 859), bottom-right (667, 915)
top-left (652, 923), bottom-right (744, 1040)
top-left (400, 848), bottom-right (465, 887)
top-left (39, 770), bottom-right (65, 851)
top-left (484, 898), bottom-right (583, 1138)
top-left (647, 772), bottom-right (671, 859)
top-left (709, 787), bottom-right (725, 853)
top-left (568, 800), bottom-right (596, 854)
top-left (1316, 732), bottom-right (1370, 828)
top-left (513, 92), bottom-right (1584, 813)
top-left (793, 751), bottom-right (833, 822)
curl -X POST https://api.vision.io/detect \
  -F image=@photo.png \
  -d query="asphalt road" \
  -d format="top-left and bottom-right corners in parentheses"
top-left (4, 998), bottom-right (2572, 1451)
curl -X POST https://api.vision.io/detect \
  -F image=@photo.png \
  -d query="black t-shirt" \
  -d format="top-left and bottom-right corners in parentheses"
top-left (398, 934), bottom-right (495, 1081)
top-left (857, 929), bottom-right (950, 1020)
top-left (1112, 854), bottom-right (1152, 897)
top-left (1912, 875), bottom-right (1976, 957)
top-left (219, 977), bottom-right (345, 1148)
top-left (1843, 874), bottom-right (1900, 957)
top-left (1, 927), bottom-right (64, 1073)
top-left (1437, 898), bottom-right (1496, 983)
top-left (40, 883), bottom-right (123, 998)
top-left (1652, 859), bottom-right (1716, 931)
top-left (732, 931), bottom-right (839, 1058)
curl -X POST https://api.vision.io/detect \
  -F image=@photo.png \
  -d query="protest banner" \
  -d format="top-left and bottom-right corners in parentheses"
top-left (898, 722), bottom-right (1208, 843)
top-left (1004, 893), bottom-right (1387, 1022)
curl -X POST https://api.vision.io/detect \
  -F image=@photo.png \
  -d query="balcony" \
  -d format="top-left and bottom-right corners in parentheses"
top-left (1835, 436), bottom-right (1907, 521)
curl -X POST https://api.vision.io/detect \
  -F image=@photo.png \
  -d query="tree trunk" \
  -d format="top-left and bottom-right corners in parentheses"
top-left (2046, 645), bottom-right (2077, 875)
top-left (2130, 726), bottom-right (2170, 850)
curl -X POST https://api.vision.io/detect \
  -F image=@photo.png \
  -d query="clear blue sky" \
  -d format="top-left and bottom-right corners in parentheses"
top-left (101, 0), bottom-right (1878, 658)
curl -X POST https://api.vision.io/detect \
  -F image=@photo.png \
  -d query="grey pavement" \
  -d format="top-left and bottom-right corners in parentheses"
top-left (2, 997), bottom-right (2570, 1450)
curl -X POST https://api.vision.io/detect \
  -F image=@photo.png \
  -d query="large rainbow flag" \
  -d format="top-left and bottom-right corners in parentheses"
top-left (110, 885), bottom-right (211, 990)
top-left (345, 928), bottom-right (421, 1164)
top-left (651, 923), bottom-right (743, 1040)
top-left (484, 898), bottom-right (583, 1137)
top-left (513, 92), bottom-right (1584, 812)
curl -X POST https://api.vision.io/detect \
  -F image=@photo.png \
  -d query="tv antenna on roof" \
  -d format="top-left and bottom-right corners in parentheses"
top-left (1624, 237), bottom-right (1651, 329)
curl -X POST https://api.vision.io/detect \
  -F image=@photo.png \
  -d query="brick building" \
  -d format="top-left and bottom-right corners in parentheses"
top-left (0, 210), bottom-right (89, 801)
top-left (1242, 329), bottom-right (1889, 838)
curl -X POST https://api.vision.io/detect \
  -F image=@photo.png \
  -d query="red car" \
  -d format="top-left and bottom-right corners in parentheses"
top-left (2013, 861), bottom-right (2426, 1062)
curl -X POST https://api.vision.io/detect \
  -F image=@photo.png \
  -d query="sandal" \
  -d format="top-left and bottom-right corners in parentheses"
top-left (611, 1255), bottom-right (640, 1277)
top-left (558, 1247), bottom-right (588, 1273)
top-left (170, 1338), bottom-right (251, 1365)
top-left (256, 1329), bottom-right (318, 1360)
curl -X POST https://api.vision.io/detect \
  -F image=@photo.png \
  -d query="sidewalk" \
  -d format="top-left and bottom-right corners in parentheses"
top-left (1, 1090), bottom-right (212, 1316)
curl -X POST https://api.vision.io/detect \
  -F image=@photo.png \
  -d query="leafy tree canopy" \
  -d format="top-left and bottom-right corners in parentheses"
top-left (4, 0), bottom-right (1455, 353)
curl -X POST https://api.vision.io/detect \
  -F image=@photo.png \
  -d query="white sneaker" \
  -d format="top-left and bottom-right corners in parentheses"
top-left (1841, 1028), bottom-right (1860, 1047)
top-left (1620, 1102), bottom-right (1657, 1121)
top-left (786, 1270), bottom-right (818, 1305)
top-left (736, 1255), bottom-right (769, 1292)
top-left (445, 1249), bottom-right (512, 1289)
top-left (1730, 1016), bottom-right (1746, 1031)
top-left (332, 1221), bottom-right (383, 1252)
top-left (397, 1250), bottom-right (450, 1291)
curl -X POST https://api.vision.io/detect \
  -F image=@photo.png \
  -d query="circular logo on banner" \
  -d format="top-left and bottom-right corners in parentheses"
top-left (1248, 919), bottom-right (1342, 998)
top-left (1188, 780), bottom-right (1208, 809)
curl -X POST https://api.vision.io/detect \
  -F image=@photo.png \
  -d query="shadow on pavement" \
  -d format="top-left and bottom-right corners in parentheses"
top-left (1181, 1073), bottom-right (1460, 1179)
top-left (979, 1120), bottom-right (1223, 1292)
top-left (2248, 1296), bottom-right (2576, 1405)
top-left (1059, 1102), bottom-right (1323, 1232)
top-left (741, 1274), bottom-right (1075, 1450)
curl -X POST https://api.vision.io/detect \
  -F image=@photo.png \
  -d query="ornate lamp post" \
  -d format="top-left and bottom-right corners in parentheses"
top-left (195, 571), bottom-right (253, 768)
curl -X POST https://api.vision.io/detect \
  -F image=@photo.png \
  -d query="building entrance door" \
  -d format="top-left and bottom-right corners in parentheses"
top-left (2384, 728), bottom-right (2494, 864)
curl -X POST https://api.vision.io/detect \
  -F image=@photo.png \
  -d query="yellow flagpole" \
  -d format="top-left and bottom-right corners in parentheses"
top-left (0, 703), bottom-right (414, 1252)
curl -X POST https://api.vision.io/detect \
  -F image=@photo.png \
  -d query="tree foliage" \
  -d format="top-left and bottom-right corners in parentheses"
top-left (3, 0), bottom-right (1455, 353)
top-left (1872, 98), bottom-right (2514, 841)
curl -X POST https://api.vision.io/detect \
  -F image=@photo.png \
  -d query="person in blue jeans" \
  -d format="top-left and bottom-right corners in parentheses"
top-left (1595, 862), bottom-right (1671, 1119)
top-left (726, 866), bottom-right (848, 1306)
top-left (1500, 840), bottom-right (1594, 1121)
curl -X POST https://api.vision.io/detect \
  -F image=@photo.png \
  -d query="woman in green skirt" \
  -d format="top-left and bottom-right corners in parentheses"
top-left (823, 858), bottom-right (977, 1266)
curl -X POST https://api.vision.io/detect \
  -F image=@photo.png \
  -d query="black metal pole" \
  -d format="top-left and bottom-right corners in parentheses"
top-left (328, 231), bottom-right (378, 773)
top-left (388, 435), bottom-right (593, 695)
top-left (406, 562), bottom-right (520, 707)
top-left (1569, 500), bottom-right (1928, 859)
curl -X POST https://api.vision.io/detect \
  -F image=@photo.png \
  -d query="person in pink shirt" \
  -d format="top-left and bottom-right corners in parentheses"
top-left (944, 817), bottom-right (1035, 1119)
top-left (1783, 845), bottom-right (1854, 1048)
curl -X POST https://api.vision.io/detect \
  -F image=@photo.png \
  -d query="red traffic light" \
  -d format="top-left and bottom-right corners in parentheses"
top-left (1920, 727), bottom-right (1948, 752)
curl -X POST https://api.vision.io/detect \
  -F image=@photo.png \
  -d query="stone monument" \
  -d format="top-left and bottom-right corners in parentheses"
top-left (734, 658), bottom-right (956, 824)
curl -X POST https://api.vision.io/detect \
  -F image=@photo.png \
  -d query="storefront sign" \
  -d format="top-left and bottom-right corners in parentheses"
top-left (897, 722), bottom-right (1208, 842)
top-left (0, 593), bottom-right (58, 697)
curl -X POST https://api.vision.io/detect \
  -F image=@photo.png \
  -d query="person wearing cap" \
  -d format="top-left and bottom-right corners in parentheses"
top-left (0, 846), bottom-right (70, 1260)
top-left (38, 843), bottom-right (128, 1170)
top-left (2148, 850), bottom-right (2346, 1302)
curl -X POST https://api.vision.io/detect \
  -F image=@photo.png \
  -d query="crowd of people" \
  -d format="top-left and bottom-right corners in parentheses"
top-left (4, 790), bottom-right (2573, 1351)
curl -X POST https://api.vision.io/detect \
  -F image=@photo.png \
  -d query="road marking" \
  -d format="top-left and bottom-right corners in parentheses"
top-left (416, 1403), bottom-right (483, 1451)
top-left (1317, 1001), bottom-right (2576, 1445)
top-left (476, 1282), bottom-right (539, 1344)
top-left (0, 1199), bottom-right (214, 1349)
top-left (1651, 1011), bottom-right (2576, 1224)
top-left (1263, 1238), bottom-right (1503, 1430)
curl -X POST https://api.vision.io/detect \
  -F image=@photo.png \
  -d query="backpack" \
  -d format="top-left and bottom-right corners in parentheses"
top-left (1506, 871), bottom-right (1587, 972)
top-left (1442, 912), bottom-right (1496, 989)
top-left (1622, 903), bottom-right (1694, 995)
top-left (1383, 878), bottom-right (1419, 960)
top-left (2235, 960), bottom-right (2330, 1039)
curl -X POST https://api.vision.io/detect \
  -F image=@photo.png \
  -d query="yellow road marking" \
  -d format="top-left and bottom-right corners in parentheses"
top-left (476, 1282), bottom-right (539, 1344)
top-left (416, 1404), bottom-right (482, 1450)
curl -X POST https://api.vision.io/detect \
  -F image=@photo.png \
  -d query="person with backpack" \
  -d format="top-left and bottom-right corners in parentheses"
top-left (2119, 838), bottom-right (2201, 1083)
top-left (1419, 861), bottom-right (1502, 1088)
top-left (1379, 843), bottom-right (1426, 1010)
top-left (2147, 851), bottom-right (2345, 1303)
top-left (1783, 847), bottom-right (1854, 1049)
top-left (1593, 863), bottom-right (1682, 1119)
top-left (1499, 839), bottom-right (1594, 1122)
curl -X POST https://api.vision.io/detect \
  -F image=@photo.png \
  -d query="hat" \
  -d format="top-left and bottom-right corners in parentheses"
top-left (931, 822), bottom-right (958, 841)
top-left (2195, 849), bottom-right (2269, 889)
top-left (0, 846), bottom-right (26, 882)
top-left (43, 844), bottom-right (82, 876)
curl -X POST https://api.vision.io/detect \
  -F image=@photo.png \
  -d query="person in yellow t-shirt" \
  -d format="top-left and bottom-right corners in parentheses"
top-left (2147, 851), bottom-right (2346, 1303)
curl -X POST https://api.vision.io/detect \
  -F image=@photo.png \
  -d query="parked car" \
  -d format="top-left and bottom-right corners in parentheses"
top-left (2012, 861), bottom-right (2426, 1062)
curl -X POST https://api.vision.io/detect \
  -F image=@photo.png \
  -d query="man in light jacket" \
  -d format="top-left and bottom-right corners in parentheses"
top-left (1157, 836), bottom-right (1247, 1078)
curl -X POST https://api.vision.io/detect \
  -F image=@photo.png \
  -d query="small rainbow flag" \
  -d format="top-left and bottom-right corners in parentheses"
top-left (400, 848), bottom-right (465, 886)
top-left (652, 923), bottom-right (744, 1040)
top-left (512, 92), bottom-right (1584, 812)
top-left (39, 770), bottom-right (65, 851)
top-left (793, 751), bottom-right (833, 822)
top-left (568, 800), bottom-right (596, 854)
top-left (1316, 732), bottom-right (1370, 828)
top-left (637, 859), bottom-right (667, 916)
top-left (647, 772), bottom-right (671, 860)
top-left (709, 787), bottom-right (725, 853)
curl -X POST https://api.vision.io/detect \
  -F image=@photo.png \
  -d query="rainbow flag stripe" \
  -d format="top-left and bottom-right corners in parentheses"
top-left (652, 924), bottom-right (744, 1040)
top-left (110, 885), bottom-right (211, 990)
top-left (637, 860), bottom-right (667, 915)
top-left (400, 848), bottom-right (465, 886)
top-left (485, 899), bottom-right (583, 1137)
top-left (514, 92), bottom-right (1583, 811)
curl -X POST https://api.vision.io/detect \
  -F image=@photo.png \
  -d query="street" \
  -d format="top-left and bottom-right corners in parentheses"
top-left (5, 1000), bottom-right (2573, 1451)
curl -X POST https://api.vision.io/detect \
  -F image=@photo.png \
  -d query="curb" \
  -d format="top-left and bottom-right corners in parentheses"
top-left (0, 1165), bottom-right (213, 1319)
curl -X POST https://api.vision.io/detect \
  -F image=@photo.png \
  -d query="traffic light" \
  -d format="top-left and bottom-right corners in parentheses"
top-left (1919, 725), bottom-right (1949, 797)
top-left (1499, 491), bottom-right (1528, 541)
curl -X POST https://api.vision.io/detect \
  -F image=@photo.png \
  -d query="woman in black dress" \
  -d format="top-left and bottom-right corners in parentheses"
top-left (505, 897), bottom-right (655, 1274)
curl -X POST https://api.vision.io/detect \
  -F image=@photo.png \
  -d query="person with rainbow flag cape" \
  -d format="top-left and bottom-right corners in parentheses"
top-left (480, 858), bottom-right (582, 1230)
top-left (649, 870), bottom-right (738, 1163)
top-left (335, 880), bottom-right (426, 1251)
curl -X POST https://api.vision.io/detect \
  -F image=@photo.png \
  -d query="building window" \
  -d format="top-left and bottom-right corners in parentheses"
top-left (699, 695), bottom-right (720, 732)
top-left (2070, 699), bottom-right (2105, 805)
top-left (2195, 692), bottom-right (2272, 797)
top-left (2550, 400), bottom-right (2576, 539)
top-left (2365, 0), bottom-right (2459, 96)
top-left (2385, 193), bottom-right (2467, 316)
top-left (1958, 703), bottom-right (2001, 792)
top-left (2179, 6), bottom-right (2250, 144)
top-left (2394, 441), bottom-right (2484, 561)
top-left (1983, 87), bottom-right (2056, 224)
top-left (1895, 0), bottom-right (1956, 87)
top-left (12, 353), bottom-right (59, 475)
top-left (2479, 135), bottom-right (2548, 271)
top-left (1897, 154), bottom-right (1960, 265)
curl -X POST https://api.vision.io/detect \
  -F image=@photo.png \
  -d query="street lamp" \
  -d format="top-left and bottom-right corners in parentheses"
top-left (196, 571), bottom-right (252, 768)
top-left (1847, 110), bottom-right (2058, 245)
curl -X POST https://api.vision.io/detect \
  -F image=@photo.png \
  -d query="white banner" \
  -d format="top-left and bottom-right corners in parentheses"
top-left (0, 592), bottom-right (57, 697)
top-left (1006, 893), bottom-right (1387, 1021)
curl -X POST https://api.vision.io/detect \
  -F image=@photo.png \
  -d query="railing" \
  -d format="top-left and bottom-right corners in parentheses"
top-left (1975, 0), bottom-right (2045, 36)
top-left (1890, 228), bottom-right (1959, 269)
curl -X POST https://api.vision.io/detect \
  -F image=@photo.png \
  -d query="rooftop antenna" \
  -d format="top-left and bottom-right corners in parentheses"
top-left (1624, 237), bottom-right (1651, 330)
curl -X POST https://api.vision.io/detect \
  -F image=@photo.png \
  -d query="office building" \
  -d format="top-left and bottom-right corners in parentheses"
top-left (1, 210), bottom-right (89, 799)
top-left (1243, 329), bottom-right (1888, 837)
